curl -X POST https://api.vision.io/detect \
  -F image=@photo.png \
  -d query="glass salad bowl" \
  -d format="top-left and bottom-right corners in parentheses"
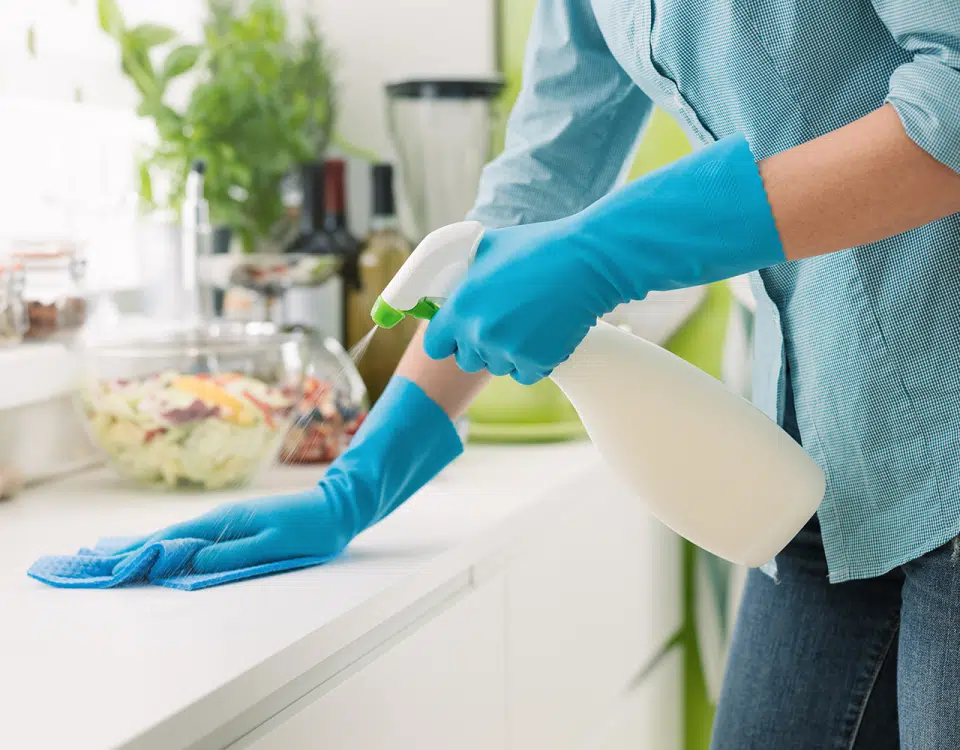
top-left (76, 321), bottom-right (306, 491)
top-left (278, 332), bottom-right (369, 465)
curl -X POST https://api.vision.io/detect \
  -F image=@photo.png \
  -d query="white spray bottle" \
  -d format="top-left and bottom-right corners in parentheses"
top-left (371, 221), bottom-right (825, 566)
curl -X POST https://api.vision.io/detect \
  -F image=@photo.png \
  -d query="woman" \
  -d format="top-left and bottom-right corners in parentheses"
top-left (113, 1), bottom-right (960, 746)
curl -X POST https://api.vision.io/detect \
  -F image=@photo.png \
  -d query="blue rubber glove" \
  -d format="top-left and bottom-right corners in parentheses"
top-left (423, 133), bottom-right (786, 384)
top-left (107, 376), bottom-right (462, 575)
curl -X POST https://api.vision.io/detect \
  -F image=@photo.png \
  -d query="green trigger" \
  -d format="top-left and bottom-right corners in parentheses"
top-left (406, 298), bottom-right (440, 321)
top-left (371, 296), bottom-right (441, 329)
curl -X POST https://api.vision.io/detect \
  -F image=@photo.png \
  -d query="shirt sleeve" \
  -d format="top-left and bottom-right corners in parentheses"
top-left (871, 0), bottom-right (960, 174)
top-left (467, 0), bottom-right (653, 229)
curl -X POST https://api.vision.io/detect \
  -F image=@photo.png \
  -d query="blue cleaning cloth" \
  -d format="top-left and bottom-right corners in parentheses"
top-left (27, 536), bottom-right (336, 591)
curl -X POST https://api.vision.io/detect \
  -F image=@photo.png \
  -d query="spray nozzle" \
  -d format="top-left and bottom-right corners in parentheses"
top-left (371, 296), bottom-right (440, 329)
top-left (369, 221), bottom-right (485, 329)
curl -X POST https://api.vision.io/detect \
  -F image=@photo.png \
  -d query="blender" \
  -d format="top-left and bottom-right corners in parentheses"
top-left (386, 78), bottom-right (504, 241)
top-left (385, 78), bottom-right (584, 442)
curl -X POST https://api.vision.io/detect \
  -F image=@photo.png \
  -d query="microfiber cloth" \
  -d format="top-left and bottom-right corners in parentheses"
top-left (28, 537), bottom-right (337, 591)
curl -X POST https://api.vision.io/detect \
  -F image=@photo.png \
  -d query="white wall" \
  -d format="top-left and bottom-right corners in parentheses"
top-left (0, 0), bottom-right (495, 291)
top-left (313, 0), bottom-right (496, 236)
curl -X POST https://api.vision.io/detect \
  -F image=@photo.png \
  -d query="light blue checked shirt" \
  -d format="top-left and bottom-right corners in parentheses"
top-left (468, 0), bottom-right (960, 582)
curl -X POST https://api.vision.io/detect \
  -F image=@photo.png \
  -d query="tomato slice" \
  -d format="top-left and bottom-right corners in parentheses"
top-left (243, 390), bottom-right (275, 428)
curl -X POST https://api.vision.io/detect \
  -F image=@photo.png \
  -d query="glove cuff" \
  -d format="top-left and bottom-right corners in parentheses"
top-left (322, 376), bottom-right (464, 535)
top-left (577, 132), bottom-right (786, 298)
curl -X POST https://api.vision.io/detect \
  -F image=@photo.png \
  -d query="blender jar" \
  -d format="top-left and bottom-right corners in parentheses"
top-left (385, 78), bottom-right (505, 241)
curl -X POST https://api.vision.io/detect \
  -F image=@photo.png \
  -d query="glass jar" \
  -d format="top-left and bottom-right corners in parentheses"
top-left (0, 263), bottom-right (27, 346)
top-left (12, 244), bottom-right (87, 341)
top-left (278, 330), bottom-right (370, 464)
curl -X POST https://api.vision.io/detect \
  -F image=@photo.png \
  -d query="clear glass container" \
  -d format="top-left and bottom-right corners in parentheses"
top-left (12, 243), bottom-right (87, 341)
top-left (278, 330), bottom-right (370, 465)
top-left (76, 321), bottom-right (306, 491)
top-left (386, 79), bottom-right (505, 241)
top-left (0, 263), bottom-right (27, 346)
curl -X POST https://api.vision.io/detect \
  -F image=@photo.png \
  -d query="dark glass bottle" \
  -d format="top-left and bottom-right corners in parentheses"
top-left (284, 162), bottom-right (342, 338)
top-left (323, 159), bottom-right (361, 303)
top-left (287, 162), bottom-right (337, 255)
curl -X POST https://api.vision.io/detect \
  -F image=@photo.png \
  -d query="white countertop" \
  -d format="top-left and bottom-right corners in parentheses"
top-left (0, 444), bottom-right (602, 750)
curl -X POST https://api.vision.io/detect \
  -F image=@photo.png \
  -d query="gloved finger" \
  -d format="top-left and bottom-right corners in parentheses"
top-left (454, 346), bottom-right (487, 374)
top-left (108, 519), bottom-right (219, 555)
top-left (421, 313), bottom-right (457, 361)
top-left (190, 533), bottom-right (275, 574)
top-left (110, 507), bottom-right (253, 554)
top-left (511, 367), bottom-right (551, 386)
top-left (482, 352), bottom-right (516, 378)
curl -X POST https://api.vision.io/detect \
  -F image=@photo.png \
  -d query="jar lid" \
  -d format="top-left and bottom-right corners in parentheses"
top-left (10, 239), bottom-right (80, 261)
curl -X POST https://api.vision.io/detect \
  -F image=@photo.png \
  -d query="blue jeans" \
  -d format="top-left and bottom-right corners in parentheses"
top-left (710, 514), bottom-right (960, 749)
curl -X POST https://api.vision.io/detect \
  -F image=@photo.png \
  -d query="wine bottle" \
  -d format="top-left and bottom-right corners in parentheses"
top-left (346, 164), bottom-right (417, 402)
top-left (323, 159), bottom-right (360, 344)
top-left (284, 162), bottom-right (339, 336)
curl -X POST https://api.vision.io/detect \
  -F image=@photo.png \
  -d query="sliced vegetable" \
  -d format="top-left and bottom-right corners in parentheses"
top-left (172, 375), bottom-right (247, 415)
top-left (279, 376), bottom-right (367, 465)
top-left (243, 389), bottom-right (275, 428)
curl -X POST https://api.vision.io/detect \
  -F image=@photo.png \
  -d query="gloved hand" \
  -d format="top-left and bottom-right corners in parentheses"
top-left (110, 376), bottom-right (462, 575)
top-left (423, 133), bottom-right (786, 384)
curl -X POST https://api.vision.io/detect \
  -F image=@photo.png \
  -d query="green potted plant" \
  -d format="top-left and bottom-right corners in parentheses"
top-left (98, 0), bottom-right (336, 252)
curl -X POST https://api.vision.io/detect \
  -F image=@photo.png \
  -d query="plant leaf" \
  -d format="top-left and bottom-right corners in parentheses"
top-left (161, 45), bottom-right (200, 82)
top-left (126, 0), bottom-right (336, 243)
top-left (121, 42), bottom-right (161, 100)
top-left (26, 25), bottom-right (37, 58)
top-left (138, 162), bottom-right (154, 205)
top-left (130, 23), bottom-right (177, 49)
top-left (97, 0), bottom-right (124, 38)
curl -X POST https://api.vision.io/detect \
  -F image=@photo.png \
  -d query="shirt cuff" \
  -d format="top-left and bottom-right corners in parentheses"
top-left (886, 55), bottom-right (960, 175)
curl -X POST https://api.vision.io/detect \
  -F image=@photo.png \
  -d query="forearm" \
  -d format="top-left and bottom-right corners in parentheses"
top-left (395, 324), bottom-right (491, 419)
top-left (760, 104), bottom-right (960, 261)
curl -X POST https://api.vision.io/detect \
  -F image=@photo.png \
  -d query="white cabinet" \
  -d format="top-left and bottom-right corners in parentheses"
top-left (230, 468), bottom-right (681, 750)
top-left (586, 651), bottom-right (683, 750)
top-left (237, 579), bottom-right (508, 750)
top-left (504, 470), bottom-right (682, 750)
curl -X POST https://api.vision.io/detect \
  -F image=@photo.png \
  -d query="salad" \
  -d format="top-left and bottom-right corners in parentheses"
top-left (280, 376), bottom-right (367, 464)
top-left (82, 371), bottom-right (296, 490)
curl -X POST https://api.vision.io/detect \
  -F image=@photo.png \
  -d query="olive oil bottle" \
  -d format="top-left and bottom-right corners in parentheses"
top-left (346, 164), bottom-right (417, 402)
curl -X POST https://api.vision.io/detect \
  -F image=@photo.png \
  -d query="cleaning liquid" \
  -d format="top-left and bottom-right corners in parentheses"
top-left (348, 327), bottom-right (378, 365)
top-left (371, 222), bottom-right (826, 567)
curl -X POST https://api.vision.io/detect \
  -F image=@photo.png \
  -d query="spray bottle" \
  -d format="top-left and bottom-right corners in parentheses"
top-left (369, 222), bottom-right (825, 566)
